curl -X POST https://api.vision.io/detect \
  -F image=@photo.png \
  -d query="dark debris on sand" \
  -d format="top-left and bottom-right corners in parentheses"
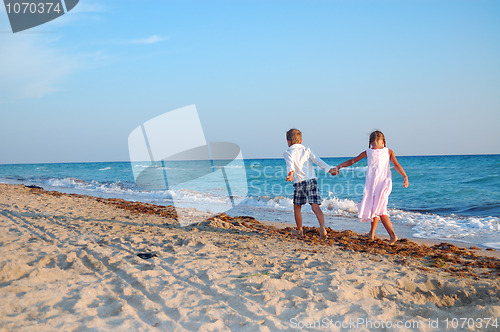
top-left (270, 226), bottom-right (500, 280)
top-left (188, 217), bottom-right (499, 280)
top-left (96, 198), bottom-right (179, 219)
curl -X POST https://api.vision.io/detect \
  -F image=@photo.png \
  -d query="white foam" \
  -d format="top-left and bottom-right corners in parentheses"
top-left (240, 196), bottom-right (293, 210)
top-left (45, 177), bottom-right (86, 187)
top-left (391, 209), bottom-right (500, 240)
top-left (237, 195), bottom-right (359, 218)
top-left (322, 196), bottom-right (359, 216)
top-left (484, 242), bottom-right (500, 250)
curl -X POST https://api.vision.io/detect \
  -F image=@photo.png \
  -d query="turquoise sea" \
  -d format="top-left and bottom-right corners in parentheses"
top-left (1, 154), bottom-right (499, 248)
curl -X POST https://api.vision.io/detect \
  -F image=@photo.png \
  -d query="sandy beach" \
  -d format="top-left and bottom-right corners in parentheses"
top-left (0, 183), bottom-right (499, 331)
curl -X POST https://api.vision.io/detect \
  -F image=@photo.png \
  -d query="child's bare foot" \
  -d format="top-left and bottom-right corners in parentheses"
top-left (366, 232), bottom-right (376, 240)
top-left (388, 235), bottom-right (398, 245)
top-left (319, 229), bottom-right (327, 240)
top-left (292, 229), bottom-right (304, 238)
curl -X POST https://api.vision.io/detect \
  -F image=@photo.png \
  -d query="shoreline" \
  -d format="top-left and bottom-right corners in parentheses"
top-left (5, 174), bottom-right (499, 251)
top-left (13, 182), bottom-right (500, 258)
top-left (1, 183), bottom-right (499, 330)
top-left (8, 183), bottom-right (500, 272)
top-left (2, 165), bottom-right (499, 252)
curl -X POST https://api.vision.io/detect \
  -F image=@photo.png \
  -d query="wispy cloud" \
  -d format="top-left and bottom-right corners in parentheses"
top-left (128, 35), bottom-right (168, 45)
top-left (0, 16), bottom-right (78, 101)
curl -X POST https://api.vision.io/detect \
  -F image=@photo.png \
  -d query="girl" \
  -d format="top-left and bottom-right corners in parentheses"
top-left (335, 131), bottom-right (408, 245)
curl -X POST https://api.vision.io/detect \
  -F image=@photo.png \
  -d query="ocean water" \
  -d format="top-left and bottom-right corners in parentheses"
top-left (0, 154), bottom-right (499, 248)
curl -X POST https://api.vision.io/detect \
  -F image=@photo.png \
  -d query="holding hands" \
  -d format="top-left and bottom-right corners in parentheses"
top-left (329, 167), bottom-right (339, 176)
top-left (403, 177), bottom-right (409, 188)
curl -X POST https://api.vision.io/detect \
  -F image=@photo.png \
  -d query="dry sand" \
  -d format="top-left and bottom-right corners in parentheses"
top-left (0, 183), bottom-right (499, 331)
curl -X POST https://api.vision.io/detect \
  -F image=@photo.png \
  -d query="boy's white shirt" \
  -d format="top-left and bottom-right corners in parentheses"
top-left (283, 144), bottom-right (332, 183)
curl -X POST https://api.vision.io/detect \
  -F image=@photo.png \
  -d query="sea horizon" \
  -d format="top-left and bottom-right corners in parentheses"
top-left (1, 152), bottom-right (499, 166)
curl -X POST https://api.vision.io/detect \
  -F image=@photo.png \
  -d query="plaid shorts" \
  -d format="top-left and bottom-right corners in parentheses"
top-left (293, 178), bottom-right (322, 205)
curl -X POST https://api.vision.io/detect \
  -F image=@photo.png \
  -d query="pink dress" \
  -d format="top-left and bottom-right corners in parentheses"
top-left (358, 148), bottom-right (392, 221)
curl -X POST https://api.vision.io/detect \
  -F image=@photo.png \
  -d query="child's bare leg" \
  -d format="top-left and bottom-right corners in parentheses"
top-left (311, 204), bottom-right (327, 239)
top-left (368, 217), bottom-right (379, 240)
top-left (293, 204), bottom-right (303, 237)
top-left (380, 215), bottom-right (398, 245)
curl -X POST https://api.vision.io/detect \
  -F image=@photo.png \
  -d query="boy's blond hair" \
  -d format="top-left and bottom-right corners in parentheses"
top-left (286, 129), bottom-right (302, 145)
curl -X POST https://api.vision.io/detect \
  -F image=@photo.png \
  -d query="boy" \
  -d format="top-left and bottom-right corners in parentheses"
top-left (284, 129), bottom-right (337, 238)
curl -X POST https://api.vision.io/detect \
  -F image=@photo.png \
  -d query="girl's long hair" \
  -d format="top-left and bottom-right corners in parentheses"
top-left (369, 130), bottom-right (386, 148)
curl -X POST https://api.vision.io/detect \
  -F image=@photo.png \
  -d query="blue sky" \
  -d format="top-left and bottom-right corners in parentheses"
top-left (1, 0), bottom-right (499, 164)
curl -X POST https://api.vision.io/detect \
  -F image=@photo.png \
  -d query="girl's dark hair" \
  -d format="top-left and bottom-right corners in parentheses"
top-left (369, 130), bottom-right (386, 148)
